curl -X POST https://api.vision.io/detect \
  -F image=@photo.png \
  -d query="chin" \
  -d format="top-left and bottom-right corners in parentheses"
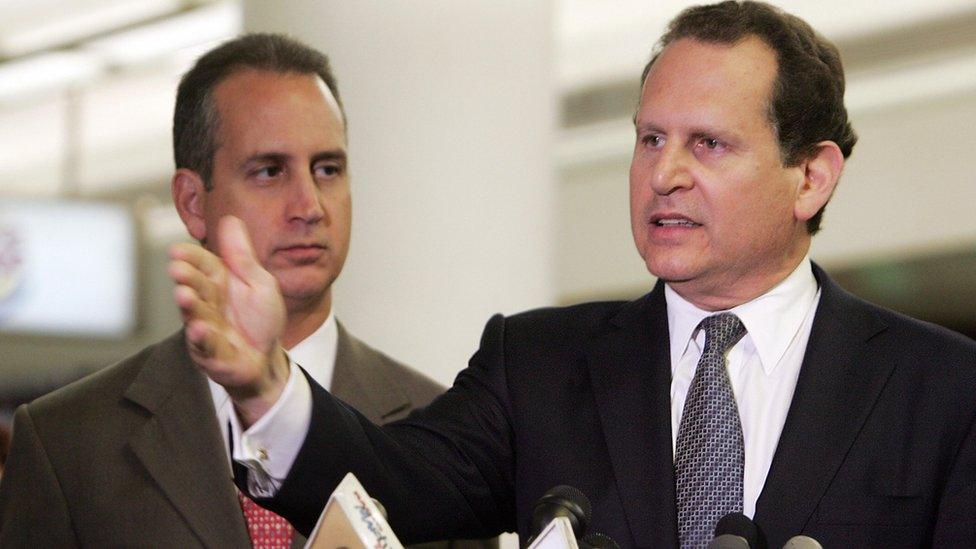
top-left (275, 273), bottom-right (332, 303)
top-left (642, 250), bottom-right (699, 283)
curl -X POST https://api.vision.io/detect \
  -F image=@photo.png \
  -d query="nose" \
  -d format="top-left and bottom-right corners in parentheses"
top-left (648, 144), bottom-right (694, 196)
top-left (287, 173), bottom-right (326, 225)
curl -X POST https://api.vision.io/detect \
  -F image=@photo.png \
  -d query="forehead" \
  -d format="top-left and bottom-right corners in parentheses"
top-left (637, 36), bottom-right (778, 128)
top-left (211, 69), bottom-right (346, 147)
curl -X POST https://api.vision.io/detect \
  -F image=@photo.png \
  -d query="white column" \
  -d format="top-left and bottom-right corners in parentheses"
top-left (243, 1), bottom-right (556, 385)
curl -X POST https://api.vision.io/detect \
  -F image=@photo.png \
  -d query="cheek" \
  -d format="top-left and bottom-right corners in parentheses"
top-left (327, 193), bottom-right (351, 225)
top-left (628, 183), bottom-right (647, 244)
top-left (227, 208), bottom-right (278, 259)
top-left (628, 167), bottom-right (648, 216)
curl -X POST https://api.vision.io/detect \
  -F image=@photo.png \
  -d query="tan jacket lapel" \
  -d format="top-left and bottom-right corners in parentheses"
top-left (124, 333), bottom-right (251, 548)
top-left (330, 322), bottom-right (412, 423)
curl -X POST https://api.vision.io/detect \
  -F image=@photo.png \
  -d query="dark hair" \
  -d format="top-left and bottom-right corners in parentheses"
top-left (173, 33), bottom-right (345, 190)
top-left (640, 1), bottom-right (857, 234)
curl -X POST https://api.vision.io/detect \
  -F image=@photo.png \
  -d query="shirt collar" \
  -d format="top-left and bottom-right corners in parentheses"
top-left (665, 257), bottom-right (819, 375)
top-left (286, 310), bottom-right (338, 388)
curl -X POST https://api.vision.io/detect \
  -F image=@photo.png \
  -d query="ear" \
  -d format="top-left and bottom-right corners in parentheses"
top-left (171, 168), bottom-right (208, 242)
top-left (794, 140), bottom-right (844, 223)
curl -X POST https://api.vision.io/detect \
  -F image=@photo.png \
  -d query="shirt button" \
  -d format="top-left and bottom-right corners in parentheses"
top-left (257, 447), bottom-right (268, 460)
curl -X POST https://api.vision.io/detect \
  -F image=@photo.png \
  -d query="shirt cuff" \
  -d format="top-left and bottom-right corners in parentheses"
top-left (229, 354), bottom-right (313, 498)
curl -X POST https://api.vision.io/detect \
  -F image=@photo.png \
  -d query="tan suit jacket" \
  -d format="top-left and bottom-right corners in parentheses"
top-left (0, 325), bottom-right (473, 548)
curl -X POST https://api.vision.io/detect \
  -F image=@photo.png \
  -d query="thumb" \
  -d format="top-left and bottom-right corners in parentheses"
top-left (217, 216), bottom-right (264, 284)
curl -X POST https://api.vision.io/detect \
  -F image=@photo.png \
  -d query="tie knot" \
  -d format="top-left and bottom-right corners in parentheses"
top-left (698, 313), bottom-right (746, 354)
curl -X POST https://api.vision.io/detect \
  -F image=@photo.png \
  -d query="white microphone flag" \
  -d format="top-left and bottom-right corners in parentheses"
top-left (527, 516), bottom-right (580, 549)
top-left (305, 472), bottom-right (404, 549)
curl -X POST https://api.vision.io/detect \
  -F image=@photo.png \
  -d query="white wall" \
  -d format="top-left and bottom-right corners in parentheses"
top-left (813, 93), bottom-right (976, 264)
top-left (243, 0), bottom-right (556, 385)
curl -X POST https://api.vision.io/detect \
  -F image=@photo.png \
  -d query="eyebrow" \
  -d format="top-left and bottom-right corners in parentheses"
top-left (310, 149), bottom-right (347, 164)
top-left (242, 149), bottom-right (348, 168)
top-left (633, 121), bottom-right (735, 140)
top-left (633, 121), bottom-right (664, 134)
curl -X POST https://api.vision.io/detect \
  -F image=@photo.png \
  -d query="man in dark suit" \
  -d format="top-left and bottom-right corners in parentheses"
top-left (148, 3), bottom-right (976, 548)
top-left (0, 34), bottom-right (497, 548)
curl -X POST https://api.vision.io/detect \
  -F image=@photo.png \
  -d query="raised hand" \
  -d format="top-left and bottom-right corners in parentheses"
top-left (168, 216), bottom-right (289, 427)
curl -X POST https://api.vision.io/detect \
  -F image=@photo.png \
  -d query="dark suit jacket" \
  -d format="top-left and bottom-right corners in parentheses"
top-left (0, 324), bottom-right (446, 547)
top-left (267, 266), bottom-right (976, 548)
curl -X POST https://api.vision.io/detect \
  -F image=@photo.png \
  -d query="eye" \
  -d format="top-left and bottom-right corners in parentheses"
top-left (641, 134), bottom-right (665, 148)
top-left (313, 162), bottom-right (343, 179)
top-left (253, 165), bottom-right (284, 179)
top-left (695, 137), bottom-right (725, 151)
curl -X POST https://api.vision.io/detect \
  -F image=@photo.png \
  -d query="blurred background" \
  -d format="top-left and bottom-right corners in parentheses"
top-left (1, 0), bottom-right (974, 425)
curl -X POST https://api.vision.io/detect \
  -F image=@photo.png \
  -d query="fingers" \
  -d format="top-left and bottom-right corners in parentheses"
top-left (184, 316), bottom-right (277, 404)
top-left (169, 241), bottom-right (225, 279)
top-left (168, 259), bottom-right (219, 305)
top-left (185, 318), bottom-right (233, 363)
top-left (172, 283), bottom-right (220, 325)
top-left (165, 216), bottom-right (287, 416)
top-left (168, 243), bottom-right (227, 330)
top-left (184, 318), bottom-right (248, 388)
top-left (185, 318), bottom-right (217, 358)
top-left (217, 216), bottom-right (267, 286)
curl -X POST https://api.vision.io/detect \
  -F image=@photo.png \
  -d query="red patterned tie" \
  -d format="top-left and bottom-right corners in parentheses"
top-left (238, 490), bottom-right (295, 549)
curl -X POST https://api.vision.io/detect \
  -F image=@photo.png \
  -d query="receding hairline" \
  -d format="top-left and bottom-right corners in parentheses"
top-left (210, 66), bottom-right (346, 123)
top-left (204, 67), bottom-right (348, 165)
top-left (636, 35), bottom-right (782, 135)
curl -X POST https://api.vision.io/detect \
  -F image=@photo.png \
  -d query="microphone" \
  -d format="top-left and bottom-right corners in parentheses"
top-left (708, 512), bottom-right (766, 549)
top-left (782, 536), bottom-right (822, 549)
top-left (304, 472), bottom-right (404, 549)
top-left (371, 497), bottom-right (388, 520)
top-left (581, 532), bottom-right (621, 549)
top-left (527, 485), bottom-right (592, 545)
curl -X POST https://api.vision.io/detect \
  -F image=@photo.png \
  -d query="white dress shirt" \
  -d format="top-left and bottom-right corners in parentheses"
top-left (667, 257), bottom-right (821, 518)
top-left (208, 311), bottom-right (338, 496)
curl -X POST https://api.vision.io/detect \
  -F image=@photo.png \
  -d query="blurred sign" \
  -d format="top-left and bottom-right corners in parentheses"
top-left (0, 200), bottom-right (135, 337)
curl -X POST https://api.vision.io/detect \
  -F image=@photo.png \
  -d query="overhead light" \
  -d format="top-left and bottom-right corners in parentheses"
top-left (0, 0), bottom-right (183, 58)
top-left (0, 51), bottom-right (104, 103)
top-left (82, 1), bottom-right (242, 68)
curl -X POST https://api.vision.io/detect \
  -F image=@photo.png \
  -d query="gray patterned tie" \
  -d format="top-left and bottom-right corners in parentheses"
top-left (675, 313), bottom-right (747, 548)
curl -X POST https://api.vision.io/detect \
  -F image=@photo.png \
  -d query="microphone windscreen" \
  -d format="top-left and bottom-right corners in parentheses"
top-left (370, 498), bottom-right (387, 520)
top-left (530, 485), bottom-right (593, 539)
top-left (707, 534), bottom-right (750, 549)
top-left (582, 532), bottom-right (620, 549)
top-left (713, 512), bottom-right (764, 548)
top-left (782, 536), bottom-right (823, 549)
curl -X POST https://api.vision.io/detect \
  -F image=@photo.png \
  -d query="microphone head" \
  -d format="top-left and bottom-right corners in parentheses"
top-left (783, 536), bottom-right (823, 549)
top-left (713, 512), bottom-right (765, 549)
top-left (370, 497), bottom-right (388, 520)
top-left (530, 485), bottom-right (593, 539)
top-left (707, 535), bottom-right (750, 549)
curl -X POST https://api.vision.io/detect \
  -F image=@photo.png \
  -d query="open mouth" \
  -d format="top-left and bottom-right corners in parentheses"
top-left (649, 214), bottom-right (701, 227)
top-left (654, 219), bottom-right (700, 227)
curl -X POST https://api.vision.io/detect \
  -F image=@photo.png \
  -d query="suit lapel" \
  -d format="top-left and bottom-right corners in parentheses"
top-left (754, 266), bottom-right (891, 538)
top-left (331, 322), bottom-right (411, 423)
top-left (587, 283), bottom-right (679, 547)
top-left (124, 333), bottom-right (250, 548)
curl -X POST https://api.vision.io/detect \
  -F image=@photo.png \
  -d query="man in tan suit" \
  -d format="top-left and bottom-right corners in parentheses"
top-left (0, 34), bottom-right (488, 548)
